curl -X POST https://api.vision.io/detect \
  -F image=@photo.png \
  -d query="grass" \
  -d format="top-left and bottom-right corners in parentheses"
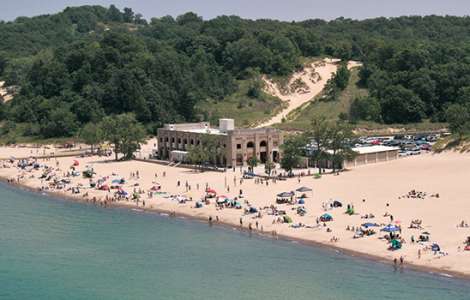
top-left (196, 79), bottom-right (286, 128)
top-left (276, 67), bottom-right (368, 130)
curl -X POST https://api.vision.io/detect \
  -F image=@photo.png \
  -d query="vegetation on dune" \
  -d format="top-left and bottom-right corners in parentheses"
top-left (2, 6), bottom-right (470, 140)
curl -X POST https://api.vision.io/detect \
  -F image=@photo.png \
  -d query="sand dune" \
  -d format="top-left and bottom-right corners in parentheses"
top-left (256, 59), bottom-right (361, 128)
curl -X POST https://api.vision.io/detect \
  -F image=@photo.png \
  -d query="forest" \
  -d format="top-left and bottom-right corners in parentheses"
top-left (2, 5), bottom-right (470, 138)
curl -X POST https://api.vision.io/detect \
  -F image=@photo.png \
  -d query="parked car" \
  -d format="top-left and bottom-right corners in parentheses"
top-left (408, 147), bottom-right (421, 155)
top-left (420, 143), bottom-right (431, 151)
top-left (399, 150), bottom-right (409, 157)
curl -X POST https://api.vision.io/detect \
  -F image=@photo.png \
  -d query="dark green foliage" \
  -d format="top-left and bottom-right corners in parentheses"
top-left (99, 113), bottom-right (146, 160)
top-left (380, 85), bottom-right (425, 123)
top-left (350, 96), bottom-right (382, 122)
top-left (3, 6), bottom-right (470, 137)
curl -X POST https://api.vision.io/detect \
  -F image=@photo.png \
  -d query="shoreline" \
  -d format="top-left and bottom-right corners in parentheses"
top-left (2, 176), bottom-right (469, 282)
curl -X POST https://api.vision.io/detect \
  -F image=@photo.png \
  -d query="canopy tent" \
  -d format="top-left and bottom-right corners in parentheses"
top-left (277, 191), bottom-right (295, 198)
top-left (297, 198), bottom-right (305, 204)
top-left (381, 224), bottom-right (400, 232)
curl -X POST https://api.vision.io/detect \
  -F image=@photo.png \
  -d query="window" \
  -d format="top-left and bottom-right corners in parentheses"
top-left (237, 144), bottom-right (241, 149)
top-left (247, 141), bottom-right (254, 148)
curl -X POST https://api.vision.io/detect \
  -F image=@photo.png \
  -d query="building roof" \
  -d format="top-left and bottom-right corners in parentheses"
top-left (352, 145), bottom-right (400, 154)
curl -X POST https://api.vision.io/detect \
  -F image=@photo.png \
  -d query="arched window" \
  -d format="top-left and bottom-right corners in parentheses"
top-left (247, 141), bottom-right (255, 148)
top-left (190, 139), bottom-right (194, 145)
top-left (260, 141), bottom-right (267, 147)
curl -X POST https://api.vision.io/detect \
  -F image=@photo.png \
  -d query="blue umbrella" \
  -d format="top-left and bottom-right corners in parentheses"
top-left (362, 222), bottom-right (379, 228)
top-left (381, 224), bottom-right (399, 232)
top-left (298, 198), bottom-right (305, 204)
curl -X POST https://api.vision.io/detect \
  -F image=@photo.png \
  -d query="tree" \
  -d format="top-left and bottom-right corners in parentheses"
top-left (247, 156), bottom-right (258, 172)
top-left (106, 5), bottom-right (123, 22)
top-left (380, 85), bottom-right (425, 124)
top-left (264, 160), bottom-right (275, 176)
top-left (187, 144), bottom-right (208, 169)
top-left (445, 104), bottom-right (470, 139)
top-left (328, 121), bottom-right (357, 172)
top-left (350, 96), bottom-right (382, 122)
top-left (308, 117), bottom-right (330, 173)
top-left (123, 8), bottom-right (134, 23)
top-left (99, 113), bottom-right (146, 160)
top-left (79, 122), bottom-right (103, 154)
top-left (333, 63), bottom-right (350, 90)
top-left (280, 134), bottom-right (306, 173)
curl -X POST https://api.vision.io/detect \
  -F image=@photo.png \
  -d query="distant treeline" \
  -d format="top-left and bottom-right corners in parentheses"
top-left (1, 5), bottom-right (470, 138)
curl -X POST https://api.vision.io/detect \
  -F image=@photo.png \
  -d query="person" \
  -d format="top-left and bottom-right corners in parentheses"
top-left (418, 249), bottom-right (421, 259)
top-left (239, 217), bottom-right (243, 227)
top-left (399, 256), bottom-right (404, 265)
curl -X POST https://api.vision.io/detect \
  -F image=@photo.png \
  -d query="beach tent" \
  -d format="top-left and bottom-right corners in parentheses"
top-left (320, 213), bottom-right (333, 222)
top-left (381, 224), bottom-right (399, 232)
top-left (73, 160), bottom-right (79, 166)
top-left (298, 198), bottom-right (305, 204)
top-left (195, 201), bottom-right (203, 208)
top-left (235, 202), bottom-right (242, 209)
top-left (431, 243), bottom-right (440, 252)
top-left (390, 239), bottom-right (402, 250)
top-left (333, 200), bottom-right (342, 207)
top-left (248, 207), bottom-right (258, 214)
top-left (296, 186), bottom-right (312, 192)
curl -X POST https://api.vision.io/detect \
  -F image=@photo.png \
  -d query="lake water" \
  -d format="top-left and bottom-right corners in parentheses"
top-left (1, 183), bottom-right (469, 300)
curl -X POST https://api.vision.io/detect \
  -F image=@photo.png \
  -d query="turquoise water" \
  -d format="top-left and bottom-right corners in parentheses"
top-left (1, 183), bottom-right (469, 300)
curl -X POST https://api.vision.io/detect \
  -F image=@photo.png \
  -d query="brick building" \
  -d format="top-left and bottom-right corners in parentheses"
top-left (156, 119), bottom-right (283, 167)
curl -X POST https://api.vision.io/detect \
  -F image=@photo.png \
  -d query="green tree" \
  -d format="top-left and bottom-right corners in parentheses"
top-left (333, 63), bottom-right (350, 90)
top-left (308, 117), bottom-right (330, 173)
top-left (79, 122), bottom-right (103, 154)
top-left (247, 156), bottom-right (259, 172)
top-left (380, 85), bottom-right (425, 124)
top-left (99, 113), bottom-right (146, 160)
top-left (445, 104), bottom-right (470, 139)
top-left (280, 134), bottom-right (306, 173)
top-left (328, 121), bottom-right (357, 172)
top-left (350, 96), bottom-right (382, 122)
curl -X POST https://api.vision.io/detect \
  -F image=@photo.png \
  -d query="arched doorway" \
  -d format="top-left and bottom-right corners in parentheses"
top-left (272, 151), bottom-right (279, 163)
top-left (259, 141), bottom-right (268, 163)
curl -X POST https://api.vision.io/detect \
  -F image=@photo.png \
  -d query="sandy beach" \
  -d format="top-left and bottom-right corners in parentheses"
top-left (1, 145), bottom-right (470, 278)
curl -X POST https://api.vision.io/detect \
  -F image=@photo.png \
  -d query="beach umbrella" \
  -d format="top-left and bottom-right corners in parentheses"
top-left (112, 179), bottom-right (121, 184)
top-left (206, 188), bottom-right (216, 194)
top-left (73, 160), bottom-right (79, 166)
top-left (298, 198), bottom-right (305, 204)
top-left (431, 243), bottom-right (440, 252)
top-left (296, 186), bottom-right (312, 192)
top-left (381, 224), bottom-right (399, 232)
top-left (362, 222), bottom-right (379, 228)
top-left (216, 198), bottom-right (227, 204)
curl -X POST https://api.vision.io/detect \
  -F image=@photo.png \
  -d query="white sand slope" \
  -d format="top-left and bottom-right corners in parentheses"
top-left (256, 59), bottom-right (361, 128)
top-left (0, 81), bottom-right (14, 102)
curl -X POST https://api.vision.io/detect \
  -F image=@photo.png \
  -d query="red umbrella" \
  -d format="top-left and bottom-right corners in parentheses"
top-left (206, 188), bottom-right (216, 194)
top-left (73, 160), bottom-right (79, 166)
